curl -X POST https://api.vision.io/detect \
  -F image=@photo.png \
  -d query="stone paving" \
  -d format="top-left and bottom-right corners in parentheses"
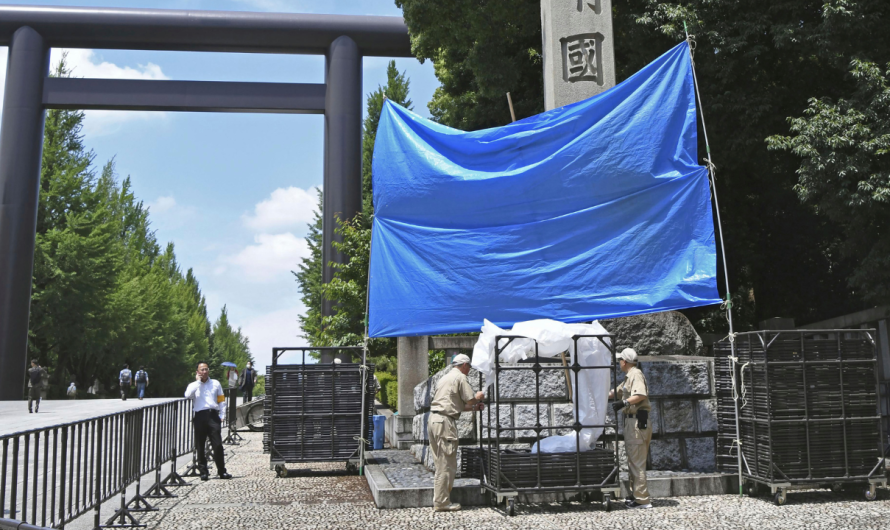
top-left (368, 449), bottom-right (477, 488)
top-left (137, 431), bottom-right (890, 530)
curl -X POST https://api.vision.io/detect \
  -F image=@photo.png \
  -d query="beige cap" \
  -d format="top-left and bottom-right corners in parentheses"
top-left (452, 353), bottom-right (471, 366)
top-left (617, 348), bottom-right (638, 363)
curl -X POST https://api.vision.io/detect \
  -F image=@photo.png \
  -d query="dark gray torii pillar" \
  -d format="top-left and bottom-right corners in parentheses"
top-left (0, 26), bottom-right (49, 401)
top-left (322, 38), bottom-right (361, 311)
top-left (321, 36), bottom-right (362, 363)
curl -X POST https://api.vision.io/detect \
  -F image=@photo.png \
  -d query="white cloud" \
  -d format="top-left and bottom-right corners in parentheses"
top-left (150, 195), bottom-right (178, 213)
top-left (242, 186), bottom-right (319, 232)
top-left (147, 195), bottom-right (197, 230)
top-left (231, 0), bottom-right (309, 12)
top-left (224, 233), bottom-right (310, 283)
top-left (51, 48), bottom-right (168, 81)
top-left (240, 306), bottom-right (309, 372)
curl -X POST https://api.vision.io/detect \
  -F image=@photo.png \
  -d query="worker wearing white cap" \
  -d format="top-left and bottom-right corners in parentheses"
top-left (428, 353), bottom-right (485, 512)
top-left (608, 348), bottom-right (652, 509)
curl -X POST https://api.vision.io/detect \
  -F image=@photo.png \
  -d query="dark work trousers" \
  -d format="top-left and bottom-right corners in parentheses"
top-left (28, 386), bottom-right (41, 412)
top-left (194, 409), bottom-right (226, 475)
top-left (120, 382), bottom-right (130, 400)
top-left (242, 386), bottom-right (253, 403)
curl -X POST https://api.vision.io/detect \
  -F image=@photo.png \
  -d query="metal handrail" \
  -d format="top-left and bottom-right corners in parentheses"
top-left (0, 399), bottom-right (193, 529)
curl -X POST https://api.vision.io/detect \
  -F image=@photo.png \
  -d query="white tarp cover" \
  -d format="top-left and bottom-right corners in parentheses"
top-left (471, 319), bottom-right (612, 453)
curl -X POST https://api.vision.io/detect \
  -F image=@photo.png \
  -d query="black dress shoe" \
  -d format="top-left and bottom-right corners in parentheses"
top-left (218, 472), bottom-right (232, 479)
top-left (200, 473), bottom-right (209, 481)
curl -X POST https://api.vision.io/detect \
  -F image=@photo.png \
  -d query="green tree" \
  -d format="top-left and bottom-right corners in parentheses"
top-left (395, 0), bottom-right (543, 130)
top-left (209, 305), bottom-right (254, 382)
top-left (294, 188), bottom-right (324, 346)
top-left (768, 59), bottom-right (890, 303)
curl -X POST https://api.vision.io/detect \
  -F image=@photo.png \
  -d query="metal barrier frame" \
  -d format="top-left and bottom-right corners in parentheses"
top-left (266, 347), bottom-right (372, 474)
top-left (0, 399), bottom-right (193, 529)
top-left (476, 334), bottom-right (620, 515)
top-left (718, 330), bottom-right (887, 503)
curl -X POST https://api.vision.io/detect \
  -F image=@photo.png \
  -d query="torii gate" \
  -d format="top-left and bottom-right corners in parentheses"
top-left (0, 5), bottom-right (412, 400)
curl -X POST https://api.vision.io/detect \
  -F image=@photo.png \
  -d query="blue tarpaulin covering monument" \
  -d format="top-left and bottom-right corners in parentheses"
top-left (368, 41), bottom-right (720, 338)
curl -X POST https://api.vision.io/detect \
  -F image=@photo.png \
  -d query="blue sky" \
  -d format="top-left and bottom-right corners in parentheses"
top-left (0, 0), bottom-right (440, 371)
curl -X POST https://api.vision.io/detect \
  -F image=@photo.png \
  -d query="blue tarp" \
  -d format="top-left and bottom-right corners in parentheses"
top-left (368, 42), bottom-right (720, 338)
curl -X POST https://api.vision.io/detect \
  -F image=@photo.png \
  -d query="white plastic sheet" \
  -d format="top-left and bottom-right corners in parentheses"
top-left (471, 319), bottom-right (612, 453)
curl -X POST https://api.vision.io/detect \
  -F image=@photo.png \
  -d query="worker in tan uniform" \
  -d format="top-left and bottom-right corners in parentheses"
top-left (428, 353), bottom-right (485, 512)
top-left (609, 348), bottom-right (653, 509)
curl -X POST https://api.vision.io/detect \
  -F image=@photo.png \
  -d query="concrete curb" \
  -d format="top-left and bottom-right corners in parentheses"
top-left (366, 464), bottom-right (739, 509)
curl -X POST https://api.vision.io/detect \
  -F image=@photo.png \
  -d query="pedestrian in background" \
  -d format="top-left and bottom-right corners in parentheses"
top-left (27, 359), bottom-right (47, 413)
top-left (428, 354), bottom-right (484, 512)
top-left (67, 381), bottom-right (77, 399)
top-left (609, 348), bottom-right (653, 509)
top-left (135, 366), bottom-right (149, 400)
top-left (239, 362), bottom-right (257, 403)
top-left (185, 361), bottom-right (232, 481)
top-left (119, 363), bottom-right (132, 400)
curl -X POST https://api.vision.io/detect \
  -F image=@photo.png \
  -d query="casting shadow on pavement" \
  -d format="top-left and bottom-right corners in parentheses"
top-left (276, 466), bottom-right (358, 478)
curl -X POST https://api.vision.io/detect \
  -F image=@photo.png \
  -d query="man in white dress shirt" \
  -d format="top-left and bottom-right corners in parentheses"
top-left (185, 362), bottom-right (232, 480)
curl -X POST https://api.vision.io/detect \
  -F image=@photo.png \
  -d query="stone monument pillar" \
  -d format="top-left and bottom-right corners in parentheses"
top-left (393, 335), bottom-right (428, 449)
top-left (540, 0), bottom-right (616, 111)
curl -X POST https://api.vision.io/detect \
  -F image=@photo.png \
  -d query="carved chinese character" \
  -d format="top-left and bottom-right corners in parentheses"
top-left (560, 33), bottom-right (604, 83)
top-left (576, 0), bottom-right (601, 14)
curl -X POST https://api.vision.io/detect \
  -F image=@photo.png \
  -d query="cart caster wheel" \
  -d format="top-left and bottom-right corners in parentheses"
top-left (773, 491), bottom-right (786, 506)
top-left (830, 483), bottom-right (845, 494)
top-left (507, 498), bottom-right (515, 516)
top-left (345, 462), bottom-right (356, 474)
top-left (865, 485), bottom-right (877, 501)
top-left (746, 482), bottom-right (760, 497)
top-left (275, 464), bottom-right (287, 478)
top-left (603, 496), bottom-right (611, 512)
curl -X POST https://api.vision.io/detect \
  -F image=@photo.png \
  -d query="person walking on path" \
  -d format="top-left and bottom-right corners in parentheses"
top-left (185, 362), bottom-right (232, 481)
top-left (428, 354), bottom-right (485, 512)
top-left (27, 360), bottom-right (47, 413)
top-left (119, 364), bottom-right (132, 400)
top-left (135, 366), bottom-right (149, 400)
top-left (609, 348), bottom-right (653, 509)
top-left (67, 381), bottom-right (77, 399)
top-left (239, 362), bottom-right (257, 403)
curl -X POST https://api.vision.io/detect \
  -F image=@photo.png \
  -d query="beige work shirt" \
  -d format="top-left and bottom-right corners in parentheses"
top-left (617, 366), bottom-right (651, 414)
top-left (430, 367), bottom-right (476, 419)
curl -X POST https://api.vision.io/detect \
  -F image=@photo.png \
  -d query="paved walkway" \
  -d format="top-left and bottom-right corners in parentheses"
top-left (129, 431), bottom-right (890, 530)
top-left (0, 398), bottom-right (181, 436)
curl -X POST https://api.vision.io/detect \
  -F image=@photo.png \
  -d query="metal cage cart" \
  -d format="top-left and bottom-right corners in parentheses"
top-left (715, 330), bottom-right (887, 505)
top-left (263, 346), bottom-right (375, 477)
top-left (463, 334), bottom-right (620, 516)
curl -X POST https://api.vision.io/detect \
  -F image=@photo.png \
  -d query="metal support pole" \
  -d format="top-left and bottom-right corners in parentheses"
top-left (0, 26), bottom-right (49, 401)
top-left (321, 35), bottom-right (362, 331)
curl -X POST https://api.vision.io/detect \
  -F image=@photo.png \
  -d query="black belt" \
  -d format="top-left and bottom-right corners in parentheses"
top-left (626, 413), bottom-right (636, 418)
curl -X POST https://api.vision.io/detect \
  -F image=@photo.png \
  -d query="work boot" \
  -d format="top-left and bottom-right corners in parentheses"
top-left (218, 472), bottom-right (232, 479)
top-left (434, 504), bottom-right (461, 512)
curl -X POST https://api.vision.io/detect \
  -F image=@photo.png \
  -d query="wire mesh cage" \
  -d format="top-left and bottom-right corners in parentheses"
top-left (462, 334), bottom-right (620, 515)
top-left (715, 330), bottom-right (887, 504)
top-left (263, 347), bottom-right (375, 475)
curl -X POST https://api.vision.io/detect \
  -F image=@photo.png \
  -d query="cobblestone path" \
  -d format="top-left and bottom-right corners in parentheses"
top-left (140, 432), bottom-right (889, 530)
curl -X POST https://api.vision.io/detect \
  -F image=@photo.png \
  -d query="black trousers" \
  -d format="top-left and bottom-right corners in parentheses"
top-left (28, 386), bottom-right (41, 411)
top-left (120, 383), bottom-right (130, 400)
top-left (194, 409), bottom-right (226, 474)
top-left (242, 386), bottom-right (253, 403)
